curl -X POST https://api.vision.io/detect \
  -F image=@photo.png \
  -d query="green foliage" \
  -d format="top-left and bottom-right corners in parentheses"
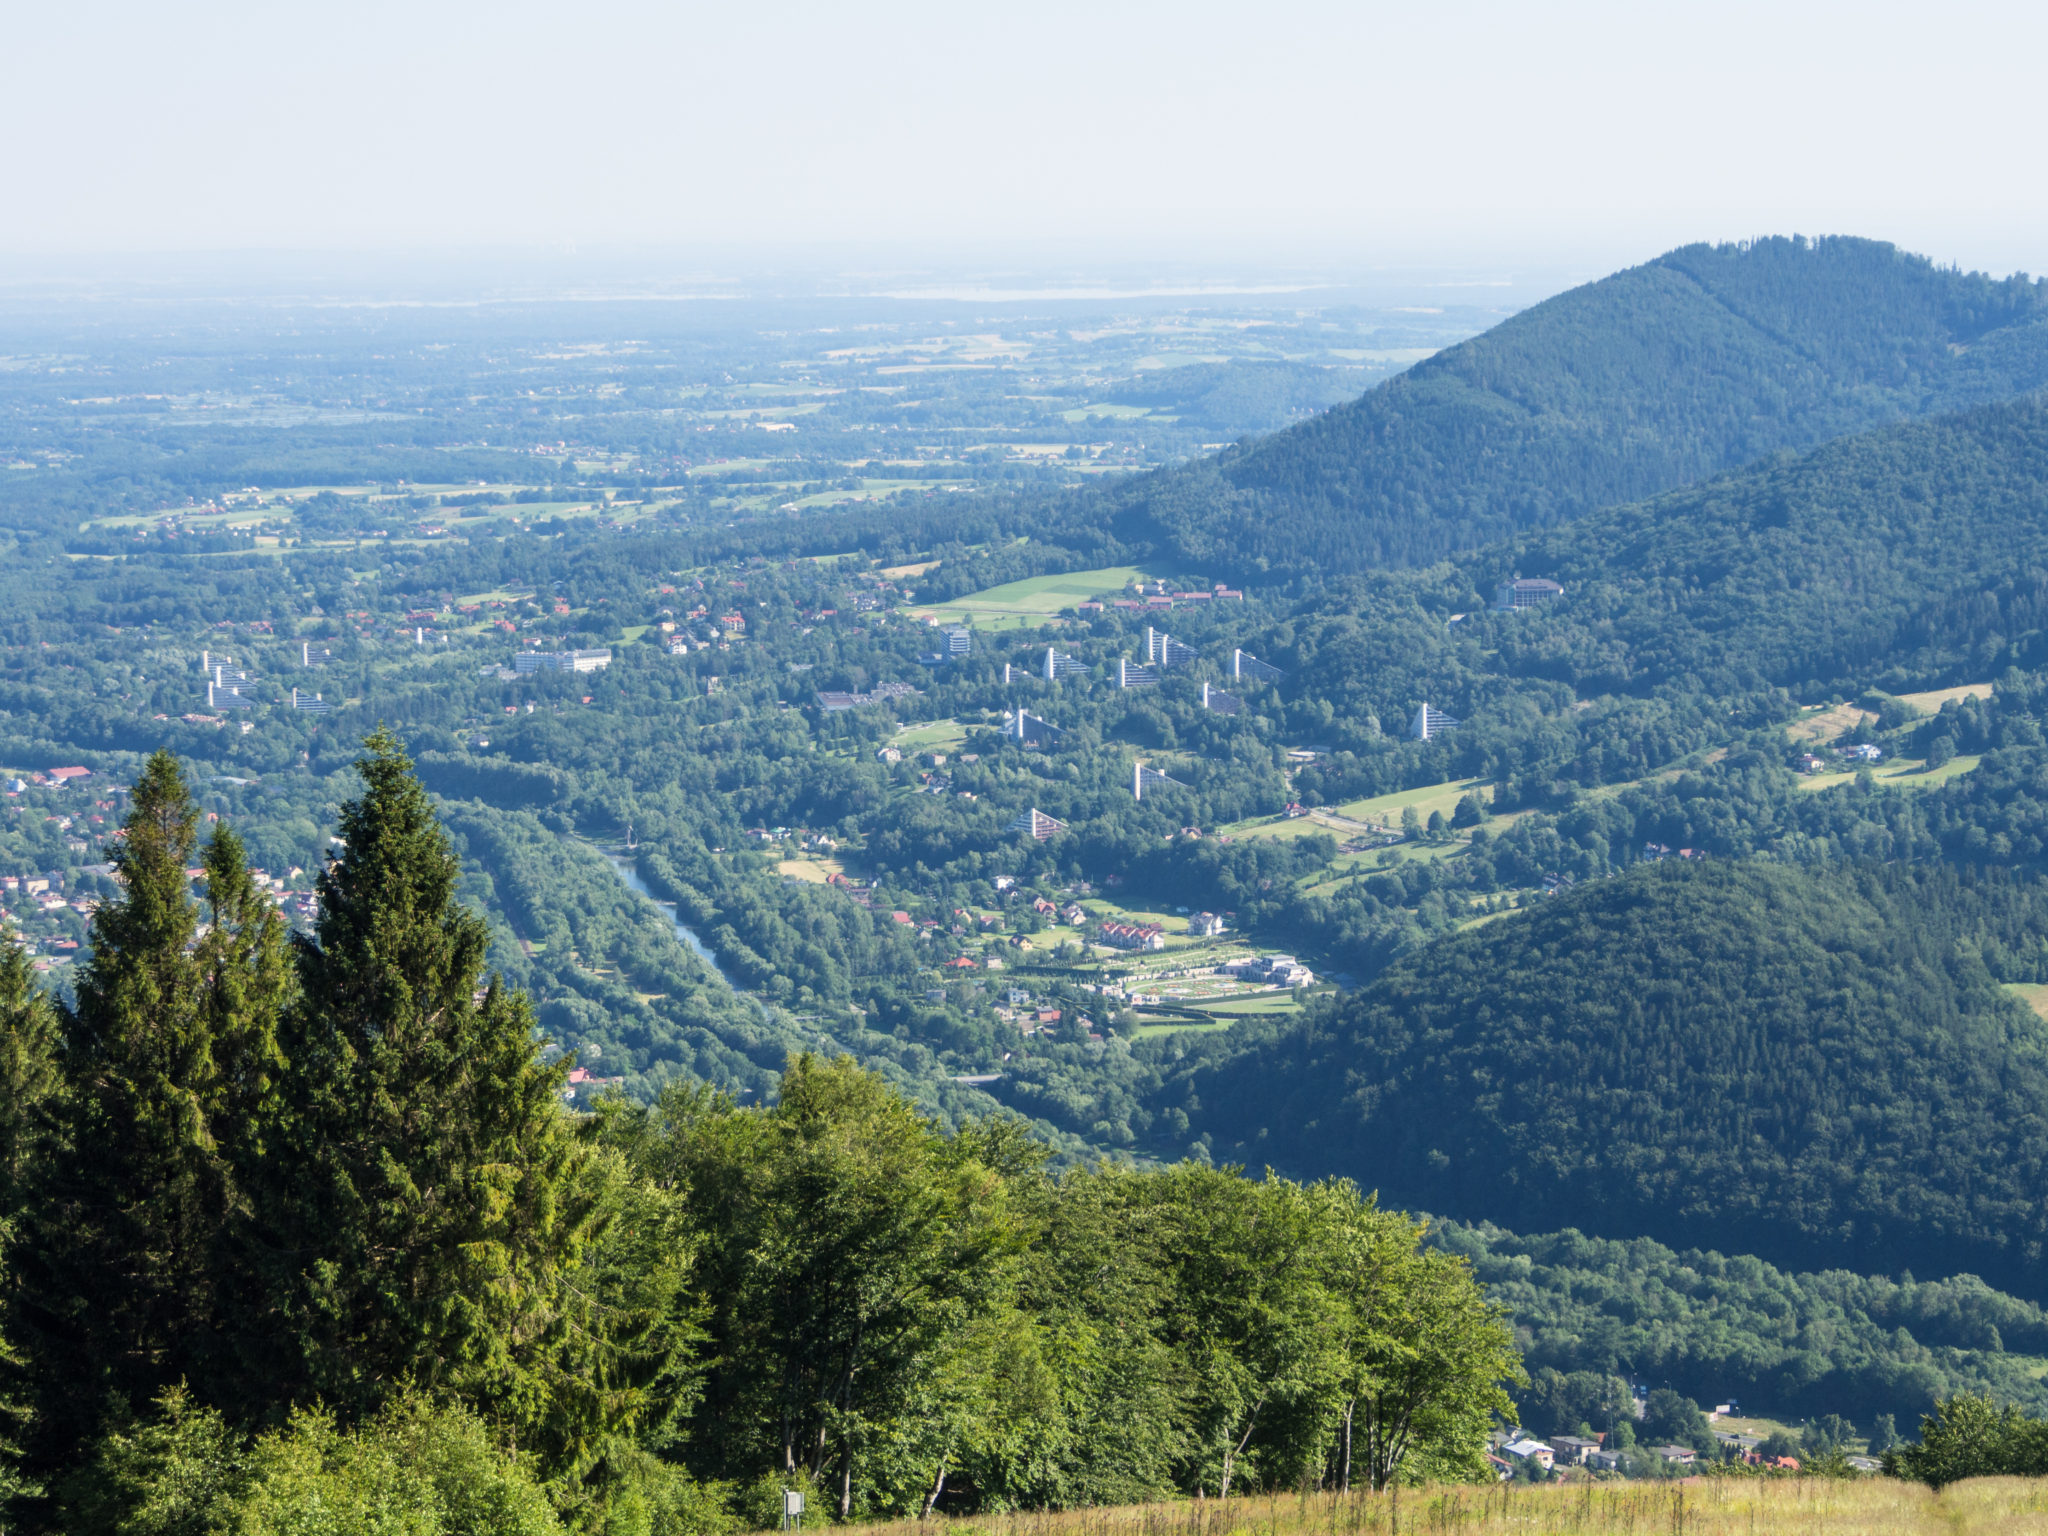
top-left (13, 753), bottom-right (271, 1461)
top-left (1443, 1220), bottom-right (2048, 1429)
top-left (258, 730), bottom-right (612, 1461)
top-left (1106, 236), bottom-right (2048, 574)
top-left (63, 1389), bottom-right (565, 1536)
top-left (0, 934), bottom-right (59, 1218)
top-left (1890, 1394), bottom-right (2048, 1487)
top-left (607, 1068), bottom-right (1518, 1516)
top-left (1640, 1390), bottom-right (1711, 1452)
top-left (1172, 860), bottom-right (2048, 1297)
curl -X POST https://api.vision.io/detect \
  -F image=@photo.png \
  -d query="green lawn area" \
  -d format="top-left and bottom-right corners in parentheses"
top-left (1797, 754), bottom-right (1982, 792)
top-left (907, 565), bottom-right (1148, 626)
top-left (1129, 1019), bottom-right (1235, 1039)
top-left (1185, 992), bottom-right (1306, 1018)
top-left (892, 719), bottom-right (970, 752)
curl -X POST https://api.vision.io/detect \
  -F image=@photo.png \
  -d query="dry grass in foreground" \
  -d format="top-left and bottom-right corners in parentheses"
top-left (856, 1476), bottom-right (2048, 1536)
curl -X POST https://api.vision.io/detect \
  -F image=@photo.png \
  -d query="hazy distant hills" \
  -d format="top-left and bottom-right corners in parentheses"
top-left (1107, 236), bottom-right (2048, 575)
top-left (1165, 861), bottom-right (2048, 1299)
top-left (1457, 392), bottom-right (2048, 698)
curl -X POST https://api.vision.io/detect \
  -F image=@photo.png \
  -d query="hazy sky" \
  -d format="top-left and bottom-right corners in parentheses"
top-left (6, 0), bottom-right (2046, 278)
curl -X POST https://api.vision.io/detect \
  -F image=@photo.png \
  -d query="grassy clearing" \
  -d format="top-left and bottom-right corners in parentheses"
top-left (908, 566), bottom-right (1148, 625)
top-left (1896, 682), bottom-right (1994, 714)
top-left (1224, 779), bottom-right (1491, 844)
top-left (776, 857), bottom-right (845, 885)
top-left (1797, 754), bottom-right (1982, 793)
top-left (854, 1478), bottom-right (2039, 1536)
top-left (893, 719), bottom-right (971, 752)
top-left (2006, 983), bottom-right (2048, 1022)
top-left (1788, 703), bottom-right (1880, 743)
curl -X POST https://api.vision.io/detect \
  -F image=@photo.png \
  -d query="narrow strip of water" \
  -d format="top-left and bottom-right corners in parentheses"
top-left (600, 851), bottom-right (744, 993)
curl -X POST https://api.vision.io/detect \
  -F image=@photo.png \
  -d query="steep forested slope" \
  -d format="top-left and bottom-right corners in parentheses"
top-left (1108, 236), bottom-right (2048, 574)
top-left (1464, 392), bottom-right (2048, 698)
top-left (1165, 861), bottom-right (2048, 1298)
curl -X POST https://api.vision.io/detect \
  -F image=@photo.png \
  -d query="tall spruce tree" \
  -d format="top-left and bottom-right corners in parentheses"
top-left (264, 730), bottom-right (594, 1449)
top-left (0, 936), bottom-right (60, 1222)
top-left (11, 753), bottom-right (263, 1463)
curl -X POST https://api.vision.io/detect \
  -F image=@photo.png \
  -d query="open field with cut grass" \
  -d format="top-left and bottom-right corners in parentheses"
top-left (1184, 991), bottom-right (1307, 1017)
top-left (776, 856), bottom-right (845, 885)
top-left (1130, 1018), bottom-right (1235, 1039)
top-left (1798, 754), bottom-right (1982, 792)
top-left (907, 565), bottom-right (1149, 626)
top-left (892, 719), bottom-right (971, 752)
top-left (852, 1479), bottom-right (2048, 1536)
top-left (1897, 681), bottom-right (1994, 714)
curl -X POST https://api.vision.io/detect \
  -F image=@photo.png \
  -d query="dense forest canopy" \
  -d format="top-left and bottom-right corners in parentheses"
top-left (1165, 860), bottom-right (2048, 1297)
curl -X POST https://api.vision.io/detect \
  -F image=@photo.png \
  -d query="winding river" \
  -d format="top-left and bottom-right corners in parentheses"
top-left (599, 851), bottom-right (746, 994)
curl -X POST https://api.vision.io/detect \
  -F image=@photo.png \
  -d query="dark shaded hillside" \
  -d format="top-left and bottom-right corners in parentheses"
top-left (1463, 392), bottom-right (2048, 698)
top-left (1166, 861), bottom-right (2048, 1298)
top-left (1108, 236), bottom-right (2048, 574)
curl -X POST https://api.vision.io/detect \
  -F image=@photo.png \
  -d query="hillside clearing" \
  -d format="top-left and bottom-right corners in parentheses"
top-left (1897, 681), bottom-right (1995, 714)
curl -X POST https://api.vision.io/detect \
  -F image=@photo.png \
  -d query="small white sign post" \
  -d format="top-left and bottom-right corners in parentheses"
top-left (782, 1489), bottom-right (805, 1530)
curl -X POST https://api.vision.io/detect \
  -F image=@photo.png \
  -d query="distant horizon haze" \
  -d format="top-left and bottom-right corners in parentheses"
top-left (4, 0), bottom-right (2045, 283)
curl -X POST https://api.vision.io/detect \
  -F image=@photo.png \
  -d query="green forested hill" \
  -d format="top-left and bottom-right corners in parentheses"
top-left (1106, 236), bottom-right (2048, 574)
top-left (1165, 860), bottom-right (2048, 1298)
top-left (1465, 392), bottom-right (2048, 697)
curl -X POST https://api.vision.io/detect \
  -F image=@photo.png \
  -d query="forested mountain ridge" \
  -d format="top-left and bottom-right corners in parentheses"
top-left (1161, 860), bottom-right (2048, 1299)
top-left (1459, 391), bottom-right (2048, 699)
top-left (1103, 236), bottom-right (2048, 574)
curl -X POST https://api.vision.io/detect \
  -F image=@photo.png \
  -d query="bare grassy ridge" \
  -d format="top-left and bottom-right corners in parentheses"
top-left (855, 1479), bottom-right (2048, 1536)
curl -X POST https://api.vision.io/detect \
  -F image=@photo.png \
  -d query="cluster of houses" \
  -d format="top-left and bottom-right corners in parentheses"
top-left (1494, 1433), bottom-right (1695, 1476)
top-left (1793, 742), bottom-right (1884, 773)
top-left (1097, 919), bottom-right (1166, 952)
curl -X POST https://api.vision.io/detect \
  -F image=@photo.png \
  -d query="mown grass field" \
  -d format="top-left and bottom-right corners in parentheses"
top-left (907, 566), bottom-right (1149, 627)
top-left (1896, 681), bottom-right (1994, 713)
top-left (857, 1479), bottom-right (2048, 1536)
top-left (1798, 754), bottom-right (1982, 792)
top-left (893, 719), bottom-right (972, 752)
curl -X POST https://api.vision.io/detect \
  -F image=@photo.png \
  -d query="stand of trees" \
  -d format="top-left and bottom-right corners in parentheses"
top-left (0, 734), bottom-right (1521, 1533)
top-left (1161, 860), bottom-right (2048, 1299)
